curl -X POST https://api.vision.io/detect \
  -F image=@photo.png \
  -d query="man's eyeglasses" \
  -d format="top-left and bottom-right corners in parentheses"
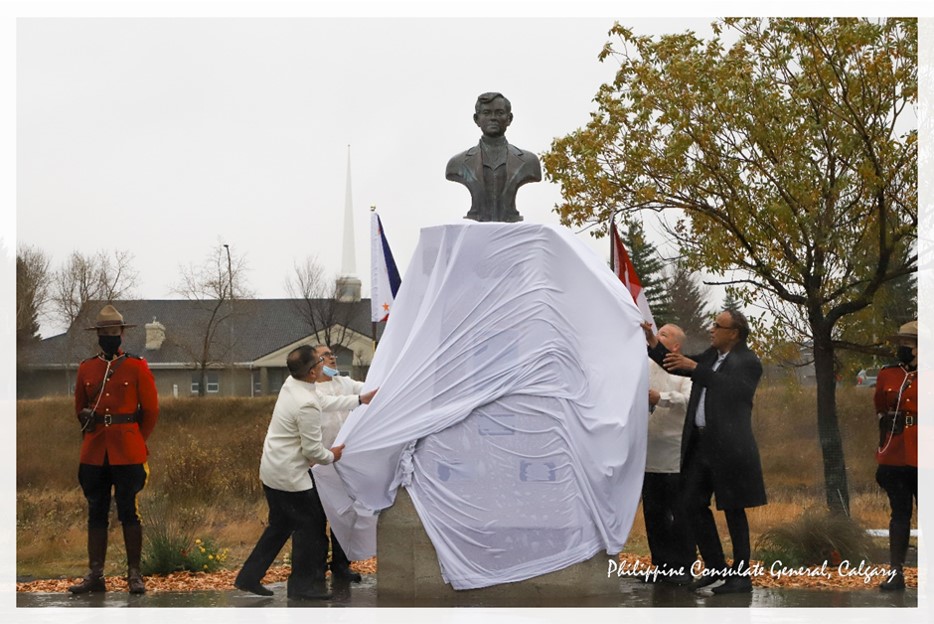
top-left (711, 322), bottom-right (736, 331)
top-left (320, 352), bottom-right (335, 359)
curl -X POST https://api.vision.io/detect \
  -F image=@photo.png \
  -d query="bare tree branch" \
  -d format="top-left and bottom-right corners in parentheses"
top-left (170, 244), bottom-right (253, 397)
top-left (16, 245), bottom-right (51, 345)
top-left (50, 249), bottom-right (139, 331)
top-left (284, 256), bottom-right (358, 350)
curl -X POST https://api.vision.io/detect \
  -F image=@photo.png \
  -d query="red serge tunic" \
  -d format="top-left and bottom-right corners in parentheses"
top-left (874, 364), bottom-right (918, 467)
top-left (74, 351), bottom-right (159, 465)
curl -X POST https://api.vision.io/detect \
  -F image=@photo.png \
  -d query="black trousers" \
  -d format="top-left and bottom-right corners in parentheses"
top-left (681, 432), bottom-right (751, 574)
top-left (330, 529), bottom-right (351, 568)
top-left (642, 472), bottom-right (695, 571)
top-left (78, 461), bottom-right (148, 529)
top-left (876, 465), bottom-right (918, 569)
top-left (236, 481), bottom-right (329, 592)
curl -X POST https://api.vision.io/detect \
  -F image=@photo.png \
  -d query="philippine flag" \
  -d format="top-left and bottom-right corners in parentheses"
top-left (610, 219), bottom-right (656, 332)
top-left (371, 212), bottom-right (402, 323)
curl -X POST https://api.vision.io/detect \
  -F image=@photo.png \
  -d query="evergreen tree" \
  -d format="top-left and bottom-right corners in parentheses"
top-left (722, 289), bottom-right (742, 314)
top-left (881, 272), bottom-right (918, 328)
top-left (666, 261), bottom-right (711, 353)
top-left (620, 220), bottom-right (672, 323)
top-left (834, 267), bottom-right (917, 368)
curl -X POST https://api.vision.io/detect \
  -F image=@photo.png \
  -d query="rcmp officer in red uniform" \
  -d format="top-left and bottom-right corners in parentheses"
top-left (68, 304), bottom-right (159, 595)
top-left (874, 320), bottom-right (918, 591)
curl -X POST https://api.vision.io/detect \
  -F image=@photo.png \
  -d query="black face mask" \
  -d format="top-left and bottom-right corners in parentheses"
top-left (896, 345), bottom-right (915, 365)
top-left (98, 335), bottom-right (122, 357)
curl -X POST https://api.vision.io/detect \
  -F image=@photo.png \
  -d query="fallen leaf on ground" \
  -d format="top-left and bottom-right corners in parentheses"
top-left (18, 555), bottom-right (913, 593)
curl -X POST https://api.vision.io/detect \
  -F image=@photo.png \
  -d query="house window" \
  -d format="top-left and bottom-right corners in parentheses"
top-left (191, 372), bottom-right (220, 394)
top-left (268, 368), bottom-right (286, 394)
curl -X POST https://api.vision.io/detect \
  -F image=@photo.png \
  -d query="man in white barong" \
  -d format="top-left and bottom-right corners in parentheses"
top-left (313, 344), bottom-right (370, 583)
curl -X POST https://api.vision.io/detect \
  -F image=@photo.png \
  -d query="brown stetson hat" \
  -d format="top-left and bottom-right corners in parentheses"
top-left (889, 320), bottom-right (918, 342)
top-left (84, 304), bottom-right (137, 330)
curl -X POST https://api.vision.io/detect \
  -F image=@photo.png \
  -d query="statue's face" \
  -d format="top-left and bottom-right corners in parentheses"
top-left (474, 97), bottom-right (513, 138)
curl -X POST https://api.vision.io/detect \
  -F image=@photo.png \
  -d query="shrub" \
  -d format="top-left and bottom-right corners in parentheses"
top-left (140, 494), bottom-right (229, 575)
top-left (142, 525), bottom-right (191, 575)
top-left (184, 537), bottom-right (230, 574)
top-left (754, 508), bottom-right (882, 567)
top-left (142, 533), bottom-right (230, 575)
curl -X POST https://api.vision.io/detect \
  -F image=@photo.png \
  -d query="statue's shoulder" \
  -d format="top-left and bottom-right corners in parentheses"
top-left (446, 143), bottom-right (480, 174)
top-left (508, 144), bottom-right (543, 180)
top-left (450, 143), bottom-right (480, 161)
top-left (508, 143), bottom-right (539, 160)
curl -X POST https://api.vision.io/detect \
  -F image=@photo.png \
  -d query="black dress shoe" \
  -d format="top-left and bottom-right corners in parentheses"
top-left (660, 572), bottom-right (693, 586)
top-left (688, 574), bottom-right (724, 592)
top-left (234, 581), bottom-right (274, 596)
top-left (287, 588), bottom-right (333, 600)
top-left (68, 574), bottom-right (106, 594)
top-left (711, 576), bottom-right (753, 594)
top-left (880, 570), bottom-right (906, 591)
top-left (330, 564), bottom-right (362, 583)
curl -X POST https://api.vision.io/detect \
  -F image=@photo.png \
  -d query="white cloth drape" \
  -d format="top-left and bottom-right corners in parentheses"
top-left (322, 222), bottom-right (648, 590)
top-left (312, 376), bottom-right (377, 560)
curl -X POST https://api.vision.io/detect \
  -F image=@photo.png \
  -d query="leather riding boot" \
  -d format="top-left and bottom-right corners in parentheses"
top-left (68, 527), bottom-right (108, 594)
top-left (881, 520), bottom-right (909, 591)
top-left (123, 524), bottom-right (146, 594)
top-left (880, 569), bottom-right (906, 591)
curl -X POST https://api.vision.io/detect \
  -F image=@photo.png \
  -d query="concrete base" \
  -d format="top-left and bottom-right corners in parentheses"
top-left (377, 487), bottom-right (616, 605)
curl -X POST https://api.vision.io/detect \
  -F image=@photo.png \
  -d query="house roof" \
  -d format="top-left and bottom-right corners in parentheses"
top-left (23, 299), bottom-right (382, 367)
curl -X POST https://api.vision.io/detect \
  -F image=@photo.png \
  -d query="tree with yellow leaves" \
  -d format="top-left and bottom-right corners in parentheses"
top-left (543, 18), bottom-right (917, 514)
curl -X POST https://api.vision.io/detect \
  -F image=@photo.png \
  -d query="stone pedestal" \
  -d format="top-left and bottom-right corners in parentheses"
top-left (376, 487), bottom-right (617, 606)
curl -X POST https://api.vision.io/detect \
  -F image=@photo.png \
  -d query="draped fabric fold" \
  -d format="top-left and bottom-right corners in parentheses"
top-left (317, 222), bottom-right (647, 589)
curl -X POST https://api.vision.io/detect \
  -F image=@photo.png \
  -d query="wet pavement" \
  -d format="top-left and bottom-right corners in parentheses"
top-left (16, 575), bottom-right (918, 608)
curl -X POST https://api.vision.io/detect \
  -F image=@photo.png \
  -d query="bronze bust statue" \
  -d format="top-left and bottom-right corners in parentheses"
top-left (446, 92), bottom-right (542, 223)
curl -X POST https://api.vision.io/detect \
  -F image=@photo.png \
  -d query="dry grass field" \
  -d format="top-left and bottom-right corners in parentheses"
top-left (17, 384), bottom-right (910, 580)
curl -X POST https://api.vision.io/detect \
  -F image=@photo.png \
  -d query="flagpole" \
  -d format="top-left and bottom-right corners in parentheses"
top-left (371, 205), bottom-right (379, 349)
top-left (608, 209), bottom-right (621, 273)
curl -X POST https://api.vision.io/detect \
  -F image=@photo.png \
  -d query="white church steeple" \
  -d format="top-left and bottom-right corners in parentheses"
top-left (336, 145), bottom-right (362, 302)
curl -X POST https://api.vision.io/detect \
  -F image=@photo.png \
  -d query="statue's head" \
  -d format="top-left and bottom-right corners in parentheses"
top-left (473, 92), bottom-right (513, 138)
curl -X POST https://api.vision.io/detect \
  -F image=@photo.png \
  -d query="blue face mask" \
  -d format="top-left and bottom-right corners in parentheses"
top-left (322, 365), bottom-right (341, 378)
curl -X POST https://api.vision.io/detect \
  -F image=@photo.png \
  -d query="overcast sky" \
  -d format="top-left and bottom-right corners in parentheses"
top-left (16, 16), bottom-right (730, 336)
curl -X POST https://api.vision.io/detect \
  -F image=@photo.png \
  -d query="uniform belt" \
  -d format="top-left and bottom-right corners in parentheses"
top-left (91, 413), bottom-right (140, 426)
top-left (694, 425), bottom-right (706, 435)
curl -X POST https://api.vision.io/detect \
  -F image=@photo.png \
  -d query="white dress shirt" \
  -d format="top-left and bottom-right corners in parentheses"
top-left (258, 375), bottom-right (358, 492)
top-left (694, 351), bottom-right (728, 428)
top-left (315, 375), bottom-right (366, 448)
top-left (646, 359), bottom-right (693, 473)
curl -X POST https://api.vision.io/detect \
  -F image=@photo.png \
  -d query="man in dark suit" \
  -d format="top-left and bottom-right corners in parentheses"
top-left (643, 309), bottom-right (767, 594)
top-left (445, 92), bottom-right (542, 223)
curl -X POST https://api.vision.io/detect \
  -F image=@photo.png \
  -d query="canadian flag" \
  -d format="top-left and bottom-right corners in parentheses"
top-left (610, 219), bottom-right (656, 333)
